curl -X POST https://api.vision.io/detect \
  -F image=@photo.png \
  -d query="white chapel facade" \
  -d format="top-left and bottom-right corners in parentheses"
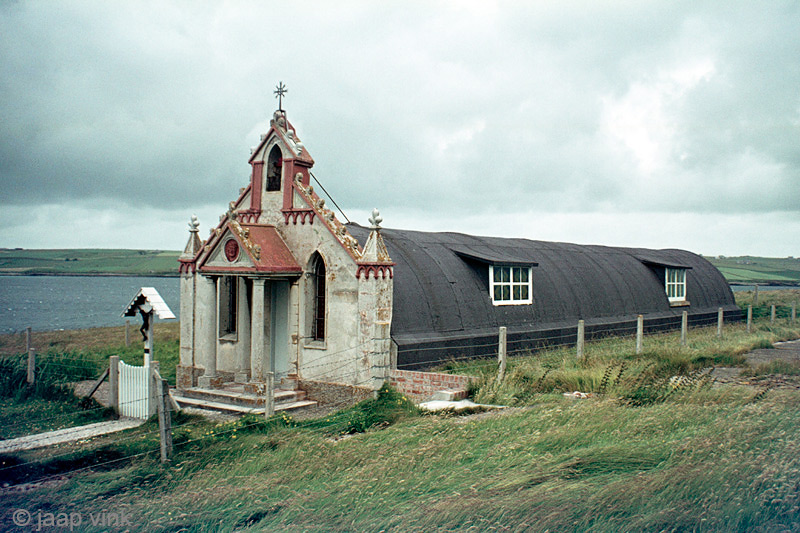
top-left (177, 106), bottom-right (394, 398)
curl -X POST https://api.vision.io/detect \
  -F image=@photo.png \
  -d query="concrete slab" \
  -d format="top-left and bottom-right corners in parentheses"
top-left (0, 418), bottom-right (144, 454)
top-left (418, 399), bottom-right (505, 412)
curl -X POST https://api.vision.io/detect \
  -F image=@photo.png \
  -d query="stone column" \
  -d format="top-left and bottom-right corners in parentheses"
top-left (372, 321), bottom-right (392, 393)
top-left (179, 270), bottom-right (196, 368)
top-left (235, 277), bottom-right (251, 383)
top-left (196, 275), bottom-right (218, 388)
top-left (250, 279), bottom-right (266, 382)
top-left (358, 272), bottom-right (393, 390)
top-left (288, 279), bottom-right (300, 379)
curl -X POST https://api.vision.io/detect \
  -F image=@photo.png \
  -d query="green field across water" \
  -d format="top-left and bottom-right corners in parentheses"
top-left (2, 249), bottom-right (799, 284)
top-left (706, 255), bottom-right (800, 285)
top-left (0, 249), bottom-right (180, 277)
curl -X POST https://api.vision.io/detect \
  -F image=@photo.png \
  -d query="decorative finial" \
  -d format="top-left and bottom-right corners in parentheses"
top-left (369, 208), bottom-right (383, 229)
top-left (188, 214), bottom-right (199, 232)
top-left (274, 81), bottom-right (287, 111)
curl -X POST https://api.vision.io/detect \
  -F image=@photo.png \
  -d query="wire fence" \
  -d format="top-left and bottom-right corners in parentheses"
top-left (0, 373), bottom-right (379, 489)
top-left (395, 304), bottom-right (797, 370)
top-left (2, 301), bottom-right (797, 490)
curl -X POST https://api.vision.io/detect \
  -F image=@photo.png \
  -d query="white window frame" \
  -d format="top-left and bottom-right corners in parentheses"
top-left (490, 265), bottom-right (533, 306)
top-left (665, 268), bottom-right (686, 302)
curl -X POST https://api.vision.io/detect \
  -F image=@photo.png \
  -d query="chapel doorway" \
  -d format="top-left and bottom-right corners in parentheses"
top-left (268, 280), bottom-right (291, 379)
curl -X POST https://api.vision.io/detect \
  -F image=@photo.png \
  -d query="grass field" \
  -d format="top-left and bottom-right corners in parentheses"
top-left (0, 249), bottom-right (180, 276)
top-left (706, 255), bottom-right (800, 284)
top-left (1, 293), bottom-right (799, 531)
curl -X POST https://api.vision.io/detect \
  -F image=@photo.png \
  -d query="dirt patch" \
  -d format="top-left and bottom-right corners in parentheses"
top-left (69, 380), bottom-right (111, 407)
top-left (711, 339), bottom-right (800, 389)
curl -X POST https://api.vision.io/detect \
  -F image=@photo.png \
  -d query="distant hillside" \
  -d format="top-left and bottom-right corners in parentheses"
top-left (1, 249), bottom-right (798, 284)
top-left (705, 255), bottom-right (800, 285)
top-left (0, 249), bottom-right (181, 277)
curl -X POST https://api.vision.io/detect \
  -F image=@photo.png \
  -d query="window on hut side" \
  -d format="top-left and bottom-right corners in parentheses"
top-left (218, 276), bottom-right (237, 337)
top-left (266, 145), bottom-right (282, 192)
top-left (309, 253), bottom-right (326, 341)
top-left (665, 268), bottom-right (686, 302)
top-left (490, 265), bottom-right (532, 305)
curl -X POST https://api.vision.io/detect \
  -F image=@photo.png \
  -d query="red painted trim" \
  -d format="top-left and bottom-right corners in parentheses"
top-left (250, 161), bottom-right (264, 211)
top-left (282, 159), bottom-right (296, 210)
top-left (199, 265), bottom-right (303, 274)
top-left (238, 210), bottom-right (260, 224)
top-left (178, 259), bottom-right (196, 274)
top-left (356, 264), bottom-right (394, 280)
top-left (282, 209), bottom-right (315, 225)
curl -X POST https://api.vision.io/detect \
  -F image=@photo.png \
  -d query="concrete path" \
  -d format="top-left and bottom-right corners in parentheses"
top-left (711, 339), bottom-right (800, 387)
top-left (0, 418), bottom-right (144, 454)
top-left (746, 339), bottom-right (800, 365)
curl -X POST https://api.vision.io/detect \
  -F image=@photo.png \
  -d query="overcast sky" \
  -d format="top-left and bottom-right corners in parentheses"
top-left (1, 1), bottom-right (798, 256)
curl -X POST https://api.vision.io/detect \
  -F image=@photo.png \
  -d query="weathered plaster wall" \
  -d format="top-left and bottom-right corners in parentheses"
top-left (181, 121), bottom-right (393, 389)
top-left (179, 271), bottom-right (195, 367)
top-left (217, 338), bottom-right (238, 373)
top-left (251, 139), bottom-right (370, 386)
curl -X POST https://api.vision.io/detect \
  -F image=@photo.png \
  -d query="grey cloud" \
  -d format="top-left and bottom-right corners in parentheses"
top-left (0, 1), bottom-right (798, 253)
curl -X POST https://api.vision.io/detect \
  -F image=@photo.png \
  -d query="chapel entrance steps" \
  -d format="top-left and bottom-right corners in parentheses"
top-left (171, 381), bottom-right (316, 415)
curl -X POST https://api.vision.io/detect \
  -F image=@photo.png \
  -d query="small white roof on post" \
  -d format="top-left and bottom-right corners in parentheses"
top-left (121, 287), bottom-right (176, 319)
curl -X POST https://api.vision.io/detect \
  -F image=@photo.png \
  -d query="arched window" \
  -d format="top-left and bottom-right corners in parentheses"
top-left (309, 253), bottom-right (326, 341)
top-left (266, 145), bottom-right (282, 192)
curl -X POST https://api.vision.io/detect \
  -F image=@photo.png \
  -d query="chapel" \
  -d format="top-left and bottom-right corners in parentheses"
top-left (175, 99), bottom-right (739, 408)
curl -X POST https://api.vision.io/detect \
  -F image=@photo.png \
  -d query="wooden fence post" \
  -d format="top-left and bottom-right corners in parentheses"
top-left (680, 311), bottom-right (688, 347)
top-left (793, 301), bottom-right (797, 323)
top-left (717, 307), bottom-right (723, 339)
top-left (265, 372), bottom-right (275, 418)
top-left (27, 348), bottom-right (35, 385)
top-left (753, 284), bottom-right (759, 306)
top-left (576, 321), bottom-right (585, 359)
top-left (109, 356), bottom-right (119, 414)
top-left (747, 305), bottom-right (752, 334)
top-left (497, 326), bottom-right (508, 381)
top-left (149, 360), bottom-right (160, 417)
top-left (636, 315), bottom-right (643, 355)
top-left (770, 304), bottom-right (776, 324)
top-left (125, 320), bottom-right (130, 347)
top-left (25, 326), bottom-right (32, 353)
top-left (144, 316), bottom-right (155, 367)
top-left (155, 374), bottom-right (173, 463)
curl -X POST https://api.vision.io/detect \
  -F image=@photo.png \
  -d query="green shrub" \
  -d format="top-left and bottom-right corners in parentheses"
top-left (300, 384), bottom-right (419, 435)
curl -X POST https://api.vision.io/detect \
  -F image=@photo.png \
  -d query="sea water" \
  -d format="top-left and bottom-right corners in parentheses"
top-left (0, 275), bottom-right (180, 334)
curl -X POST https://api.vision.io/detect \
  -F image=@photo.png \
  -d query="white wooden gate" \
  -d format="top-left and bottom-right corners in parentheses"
top-left (118, 361), bottom-right (151, 419)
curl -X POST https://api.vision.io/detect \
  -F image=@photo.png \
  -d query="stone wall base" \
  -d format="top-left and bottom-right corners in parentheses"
top-left (176, 365), bottom-right (205, 391)
top-left (388, 369), bottom-right (473, 402)
top-left (243, 382), bottom-right (266, 396)
top-left (298, 379), bottom-right (373, 405)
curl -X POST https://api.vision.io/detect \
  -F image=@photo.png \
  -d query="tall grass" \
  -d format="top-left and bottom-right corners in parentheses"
top-left (447, 317), bottom-right (800, 407)
top-left (1, 293), bottom-right (798, 530)
top-left (0, 324), bottom-right (179, 438)
top-left (4, 387), bottom-right (799, 531)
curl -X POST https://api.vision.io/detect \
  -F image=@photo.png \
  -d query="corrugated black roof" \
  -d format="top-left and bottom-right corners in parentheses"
top-left (347, 224), bottom-right (739, 366)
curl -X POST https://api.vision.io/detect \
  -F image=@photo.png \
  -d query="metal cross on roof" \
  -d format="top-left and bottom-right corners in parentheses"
top-left (274, 81), bottom-right (287, 111)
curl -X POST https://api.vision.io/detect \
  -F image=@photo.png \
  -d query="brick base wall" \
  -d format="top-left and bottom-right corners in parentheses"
top-left (388, 369), bottom-right (473, 402)
top-left (176, 365), bottom-right (205, 391)
top-left (298, 379), bottom-right (373, 406)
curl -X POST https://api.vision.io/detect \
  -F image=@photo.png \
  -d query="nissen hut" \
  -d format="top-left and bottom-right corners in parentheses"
top-left (175, 103), bottom-right (739, 409)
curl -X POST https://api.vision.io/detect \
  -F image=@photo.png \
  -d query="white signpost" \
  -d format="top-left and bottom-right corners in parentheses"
top-left (122, 287), bottom-right (176, 365)
top-left (115, 288), bottom-right (176, 419)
